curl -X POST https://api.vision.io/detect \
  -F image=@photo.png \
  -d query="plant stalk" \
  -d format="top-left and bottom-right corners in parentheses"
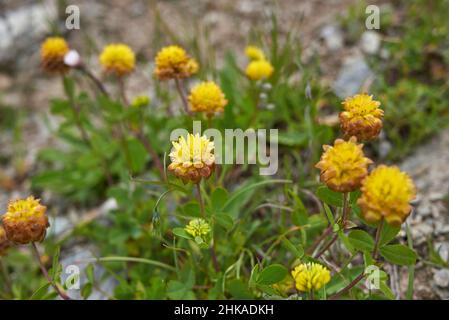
top-left (31, 243), bottom-right (70, 300)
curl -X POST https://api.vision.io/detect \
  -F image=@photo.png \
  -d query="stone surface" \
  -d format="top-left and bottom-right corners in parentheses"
top-left (433, 269), bottom-right (449, 288)
top-left (320, 24), bottom-right (344, 51)
top-left (0, 2), bottom-right (56, 67)
top-left (360, 31), bottom-right (381, 55)
top-left (333, 54), bottom-right (373, 98)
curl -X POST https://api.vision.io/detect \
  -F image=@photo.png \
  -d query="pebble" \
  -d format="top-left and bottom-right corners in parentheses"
top-left (333, 54), bottom-right (374, 98)
top-left (433, 269), bottom-right (449, 288)
top-left (320, 24), bottom-right (344, 51)
top-left (434, 242), bottom-right (449, 262)
top-left (360, 31), bottom-right (381, 55)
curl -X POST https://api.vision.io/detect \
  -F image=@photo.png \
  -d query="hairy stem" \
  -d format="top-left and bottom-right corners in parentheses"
top-left (174, 78), bottom-right (191, 115)
top-left (31, 243), bottom-right (70, 300)
top-left (329, 272), bottom-right (365, 300)
top-left (79, 66), bottom-right (109, 97)
top-left (373, 219), bottom-right (384, 259)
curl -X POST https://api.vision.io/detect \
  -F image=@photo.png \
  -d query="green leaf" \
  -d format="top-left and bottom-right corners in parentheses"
top-left (289, 190), bottom-right (308, 226)
top-left (211, 187), bottom-right (228, 211)
top-left (379, 224), bottom-right (400, 247)
top-left (227, 279), bottom-right (253, 299)
top-left (81, 282), bottom-right (93, 299)
top-left (348, 230), bottom-right (375, 252)
top-left (63, 76), bottom-right (75, 100)
top-left (182, 202), bottom-right (201, 217)
top-left (167, 280), bottom-right (195, 300)
top-left (379, 281), bottom-right (395, 300)
top-left (316, 186), bottom-right (343, 207)
top-left (172, 228), bottom-right (192, 240)
top-left (281, 237), bottom-right (304, 259)
top-left (85, 264), bottom-right (94, 283)
top-left (30, 283), bottom-right (51, 300)
top-left (380, 244), bottom-right (417, 266)
top-left (222, 179), bottom-right (292, 218)
top-left (127, 138), bottom-right (147, 173)
top-left (256, 264), bottom-right (288, 285)
top-left (49, 246), bottom-right (61, 281)
top-left (214, 213), bottom-right (234, 231)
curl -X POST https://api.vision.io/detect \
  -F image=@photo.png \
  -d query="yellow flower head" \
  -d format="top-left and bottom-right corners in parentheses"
top-left (2, 196), bottom-right (49, 244)
top-left (315, 137), bottom-right (373, 193)
top-left (358, 165), bottom-right (416, 227)
top-left (245, 45), bottom-right (266, 61)
top-left (291, 262), bottom-right (331, 292)
top-left (185, 218), bottom-right (211, 238)
top-left (339, 94), bottom-right (384, 141)
top-left (0, 226), bottom-right (11, 256)
top-left (154, 45), bottom-right (198, 80)
top-left (99, 43), bottom-right (135, 76)
top-left (131, 95), bottom-right (150, 108)
top-left (188, 81), bottom-right (228, 116)
top-left (40, 37), bottom-right (70, 74)
top-left (168, 133), bottom-right (215, 184)
top-left (245, 59), bottom-right (274, 81)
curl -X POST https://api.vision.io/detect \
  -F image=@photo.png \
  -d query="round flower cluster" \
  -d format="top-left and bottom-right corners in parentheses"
top-left (131, 95), bottom-right (150, 108)
top-left (315, 137), bottom-right (373, 193)
top-left (245, 45), bottom-right (266, 61)
top-left (168, 134), bottom-right (215, 184)
top-left (99, 43), bottom-right (135, 76)
top-left (358, 165), bottom-right (416, 226)
top-left (339, 94), bottom-right (384, 141)
top-left (185, 218), bottom-right (211, 238)
top-left (244, 45), bottom-right (274, 81)
top-left (154, 45), bottom-right (198, 80)
top-left (188, 81), bottom-right (228, 116)
top-left (291, 262), bottom-right (331, 292)
top-left (40, 37), bottom-right (70, 74)
top-left (245, 60), bottom-right (274, 81)
top-left (1, 196), bottom-right (49, 244)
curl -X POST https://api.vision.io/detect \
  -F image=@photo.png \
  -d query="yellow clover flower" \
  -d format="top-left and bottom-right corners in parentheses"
top-left (2, 196), bottom-right (49, 244)
top-left (40, 37), bottom-right (70, 74)
top-left (339, 93), bottom-right (384, 141)
top-left (245, 59), bottom-right (274, 81)
top-left (131, 95), bottom-right (150, 108)
top-left (245, 45), bottom-right (266, 61)
top-left (291, 262), bottom-right (331, 292)
top-left (185, 218), bottom-right (211, 238)
top-left (315, 136), bottom-right (373, 193)
top-left (358, 165), bottom-right (416, 227)
top-left (99, 43), bottom-right (135, 76)
top-left (0, 226), bottom-right (11, 256)
top-left (154, 45), bottom-right (198, 80)
top-left (188, 81), bottom-right (228, 116)
top-left (168, 133), bottom-right (215, 184)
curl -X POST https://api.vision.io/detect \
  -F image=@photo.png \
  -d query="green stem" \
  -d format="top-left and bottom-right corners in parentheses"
top-left (373, 219), bottom-right (384, 260)
top-left (196, 183), bottom-right (219, 273)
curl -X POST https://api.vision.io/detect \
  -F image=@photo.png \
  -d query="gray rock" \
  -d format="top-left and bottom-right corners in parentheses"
top-left (333, 55), bottom-right (374, 98)
top-left (434, 242), bottom-right (449, 262)
top-left (360, 31), bottom-right (381, 55)
top-left (433, 269), bottom-right (449, 288)
top-left (320, 24), bottom-right (344, 51)
top-left (0, 3), bottom-right (56, 66)
top-left (60, 246), bottom-right (118, 300)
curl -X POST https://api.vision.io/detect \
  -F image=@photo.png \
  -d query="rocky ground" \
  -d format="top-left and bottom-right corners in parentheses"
top-left (1, 0), bottom-right (448, 299)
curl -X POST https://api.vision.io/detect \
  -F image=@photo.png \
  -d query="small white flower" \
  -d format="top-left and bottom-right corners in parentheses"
top-left (64, 50), bottom-right (81, 67)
